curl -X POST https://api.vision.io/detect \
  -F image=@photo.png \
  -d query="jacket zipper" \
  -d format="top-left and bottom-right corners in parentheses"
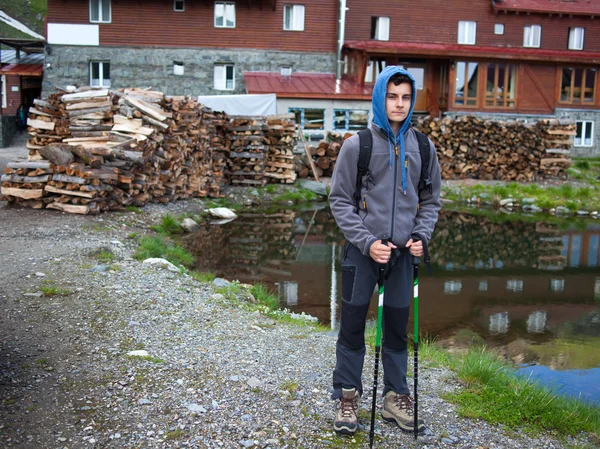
top-left (391, 144), bottom-right (399, 241)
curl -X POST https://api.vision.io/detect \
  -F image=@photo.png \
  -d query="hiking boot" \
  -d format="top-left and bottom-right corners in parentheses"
top-left (381, 391), bottom-right (425, 433)
top-left (333, 388), bottom-right (359, 434)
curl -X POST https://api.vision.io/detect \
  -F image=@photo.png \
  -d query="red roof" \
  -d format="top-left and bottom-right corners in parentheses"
top-left (493, 0), bottom-right (600, 16)
top-left (345, 40), bottom-right (600, 64)
top-left (244, 72), bottom-right (373, 100)
top-left (0, 63), bottom-right (42, 76)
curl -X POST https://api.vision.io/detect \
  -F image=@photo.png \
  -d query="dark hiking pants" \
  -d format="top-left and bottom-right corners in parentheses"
top-left (332, 241), bottom-right (412, 400)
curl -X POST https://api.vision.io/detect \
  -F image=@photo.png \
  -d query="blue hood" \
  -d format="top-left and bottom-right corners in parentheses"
top-left (372, 65), bottom-right (416, 144)
top-left (371, 66), bottom-right (417, 192)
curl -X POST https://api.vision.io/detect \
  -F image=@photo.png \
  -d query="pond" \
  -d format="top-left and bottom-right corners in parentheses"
top-left (182, 206), bottom-right (600, 405)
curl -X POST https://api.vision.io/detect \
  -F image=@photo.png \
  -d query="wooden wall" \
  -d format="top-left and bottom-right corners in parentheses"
top-left (1, 74), bottom-right (21, 115)
top-left (47, 0), bottom-right (337, 52)
top-left (344, 0), bottom-right (600, 52)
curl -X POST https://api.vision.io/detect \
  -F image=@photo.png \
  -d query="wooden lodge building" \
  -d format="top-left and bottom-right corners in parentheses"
top-left (44, 0), bottom-right (600, 156)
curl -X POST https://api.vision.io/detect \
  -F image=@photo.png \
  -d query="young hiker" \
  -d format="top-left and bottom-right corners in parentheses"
top-left (328, 65), bottom-right (442, 434)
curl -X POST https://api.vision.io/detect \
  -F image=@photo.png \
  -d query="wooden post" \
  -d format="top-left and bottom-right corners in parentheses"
top-left (298, 127), bottom-right (320, 182)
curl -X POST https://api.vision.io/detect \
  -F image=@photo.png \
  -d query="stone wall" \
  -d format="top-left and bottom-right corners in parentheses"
top-left (445, 110), bottom-right (600, 158)
top-left (43, 45), bottom-right (336, 97)
top-left (0, 115), bottom-right (17, 148)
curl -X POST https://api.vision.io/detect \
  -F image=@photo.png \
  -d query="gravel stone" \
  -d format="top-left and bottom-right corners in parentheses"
top-left (0, 200), bottom-right (596, 448)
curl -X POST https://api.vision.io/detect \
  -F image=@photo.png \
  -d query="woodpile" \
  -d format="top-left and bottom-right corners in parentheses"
top-left (2, 87), bottom-right (302, 214)
top-left (226, 116), bottom-right (269, 186)
top-left (264, 114), bottom-right (298, 184)
top-left (416, 115), bottom-right (573, 181)
top-left (297, 132), bottom-right (344, 179)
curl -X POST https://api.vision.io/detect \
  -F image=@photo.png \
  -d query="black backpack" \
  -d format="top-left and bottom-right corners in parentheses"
top-left (352, 128), bottom-right (432, 212)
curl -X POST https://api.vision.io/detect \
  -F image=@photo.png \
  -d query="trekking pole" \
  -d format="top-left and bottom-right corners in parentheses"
top-left (369, 236), bottom-right (388, 449)
top-left (412, 252), bottom-right (421, 440)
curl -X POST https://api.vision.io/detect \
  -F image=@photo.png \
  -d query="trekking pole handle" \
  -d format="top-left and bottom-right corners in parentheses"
top-left (411, 234), bottom-right (421, 267)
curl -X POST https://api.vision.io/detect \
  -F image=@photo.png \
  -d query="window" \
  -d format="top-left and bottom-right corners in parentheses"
top-left (288, 108), bottom-right (324, 130)
top-left (507, 279), bottom-right (524, 292)
top-left (485, 63), bottom-right (517, 108)
top-left (280, 66), bottom-right (292, 77)
top-left (560, 67), bottom-right (596, 104)
top-left (215, 2), bottom-right (235, 28)
top-left (334, 109), bottom-right (369, 131)
top-left (173, 61), bottom-right (184, 76)
top-left (214, 64), bottom-right (234, 90)
top-left (458, 21), bottom-right (476, 45)
top-left (174, 0), bottom-right (185, 11)
top-left (523, 25), bottom-right (541, 48)
top-left (89, 0), bottom-right (111, 23)
top-left (90, 61), bottom-right (110, 88)
top-left (454, 61), bottom-right (479, 106)
top-left (575, 121), bottom-right (594, 147)
top-left (365, 58), bottom-right (386, 83)
top-left (568, 27), bottom-right (584, 50)
top-left (283, 4), bottom-right (305, 31)
top-left (494, 24), bottom-right (504, 35)
top-left (371, 17), bottom-right (390, 41)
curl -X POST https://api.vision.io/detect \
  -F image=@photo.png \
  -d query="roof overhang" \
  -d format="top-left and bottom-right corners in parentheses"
top-left (0, 38), bottom-right (45, 54)
top-left (344, 40), bottom-right (600, 64)
top-left (0, 63), bottom-right (43, 76)
top-left (491, 0), bottom-right (600, 17)
top-left (244, 71), bottom-right (373, 100)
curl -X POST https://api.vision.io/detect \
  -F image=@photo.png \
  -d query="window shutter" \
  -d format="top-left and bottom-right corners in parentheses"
top-left (214, 65), bottom-right (225, 90)
top-left (293, 5), bottom-right (305, 31)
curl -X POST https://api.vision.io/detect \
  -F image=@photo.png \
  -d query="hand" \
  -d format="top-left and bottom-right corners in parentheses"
top-left (370, 239), bottom-right (397, 264)
top-left (405, 238), bottom-right (423, 257)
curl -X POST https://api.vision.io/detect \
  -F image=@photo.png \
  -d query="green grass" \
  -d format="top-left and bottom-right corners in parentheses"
top-left (150, 213), bottom-right (183, 235)
top-left (39, 281), bottom-right (73, 297)
top-left (190, 271), bottom-right (216, 283)
top-left (444, 347), bottom-right (600, 436)
top-left (91, 249), bottom-right (116, 263)
top-left (133, 236), bottom-right (194, 268)
top-left (125, 205), bottom-right (143, 214)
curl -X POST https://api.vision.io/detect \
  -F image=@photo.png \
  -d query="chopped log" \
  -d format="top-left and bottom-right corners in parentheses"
top-left (1, 174), bottom-right (52, 183)
top-left (69, 145), bottom-right (103, 168)
top-left (124, 97), bottom-right (168, 122)
top-left (46, 202), bottom-right (93, 215)
top-left (44, 185), bottom-right (96, 198)
top-left (1, 187), bottom-right (44, 199)
top-left (27, 118), bottom-right (55, 131)
top-left (61, 89), bottom-right (110, 102)
top-left (40, 144), bottom-right (75, 166)
top-left (7, 161), bottom-right (54, 170)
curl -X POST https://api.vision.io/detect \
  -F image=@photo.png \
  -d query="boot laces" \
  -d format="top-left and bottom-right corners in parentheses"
top-left (393, 394), bottom-right (414, 416)
top-left (340, 395), bottom-right (358, 418)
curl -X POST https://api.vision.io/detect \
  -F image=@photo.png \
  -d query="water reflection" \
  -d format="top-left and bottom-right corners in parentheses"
top-left (182, 207), bottom-right (600, 403)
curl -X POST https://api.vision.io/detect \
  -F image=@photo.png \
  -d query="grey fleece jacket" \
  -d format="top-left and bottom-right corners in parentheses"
top-left (329, 124), bottom-right (442, 257)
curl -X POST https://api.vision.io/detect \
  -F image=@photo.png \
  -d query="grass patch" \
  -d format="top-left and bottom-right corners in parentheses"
top-left (190, 271), bottom-right (216, 283)
top-left (40, 281), bottom-right (73, 297)
top-left (133, 236), bottom-right (194, 268)
top-left (150, 213), bottom-right (183, 236)
top-left (125, 205), bottom-right (143, 214)
top-left (445, 346), bottom-right (600, 436)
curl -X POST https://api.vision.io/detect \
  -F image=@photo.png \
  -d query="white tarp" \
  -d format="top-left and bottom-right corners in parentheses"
top-left (197, 94), bottom-right (276, 116)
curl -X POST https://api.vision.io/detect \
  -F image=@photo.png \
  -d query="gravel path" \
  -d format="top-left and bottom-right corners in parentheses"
top-left (0, 200), bottom-right (595, 449)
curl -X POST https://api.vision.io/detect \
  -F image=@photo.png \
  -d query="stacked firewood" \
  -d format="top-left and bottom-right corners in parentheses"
top-left (297, 133), bottom-right (344, 179)
top-left (199, 108), bottom-right (228, 197)
top-left (416, 115), bottom-right (573, 181)
top-left (264, 114), bottom-right (298, 184)
top-left (536, 119), bottom-right (575, 178)
top-left (226, 116), bottom-right (269, 186)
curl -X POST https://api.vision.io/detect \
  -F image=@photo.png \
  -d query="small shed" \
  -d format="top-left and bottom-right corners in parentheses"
top-left (0, 38), bottom-right (44, 147)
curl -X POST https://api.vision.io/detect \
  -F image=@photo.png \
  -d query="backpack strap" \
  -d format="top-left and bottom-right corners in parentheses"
top-left (414, 130), bottom-right (432, 195)
top-left (355, 129), bottom-right (373, 213)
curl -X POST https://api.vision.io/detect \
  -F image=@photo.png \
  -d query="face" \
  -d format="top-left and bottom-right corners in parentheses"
top-left (385, 81), bottom-right (412, 129)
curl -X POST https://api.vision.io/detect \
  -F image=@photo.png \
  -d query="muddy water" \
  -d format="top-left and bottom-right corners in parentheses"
top-left (182, 207), bottom-right (600, 404)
